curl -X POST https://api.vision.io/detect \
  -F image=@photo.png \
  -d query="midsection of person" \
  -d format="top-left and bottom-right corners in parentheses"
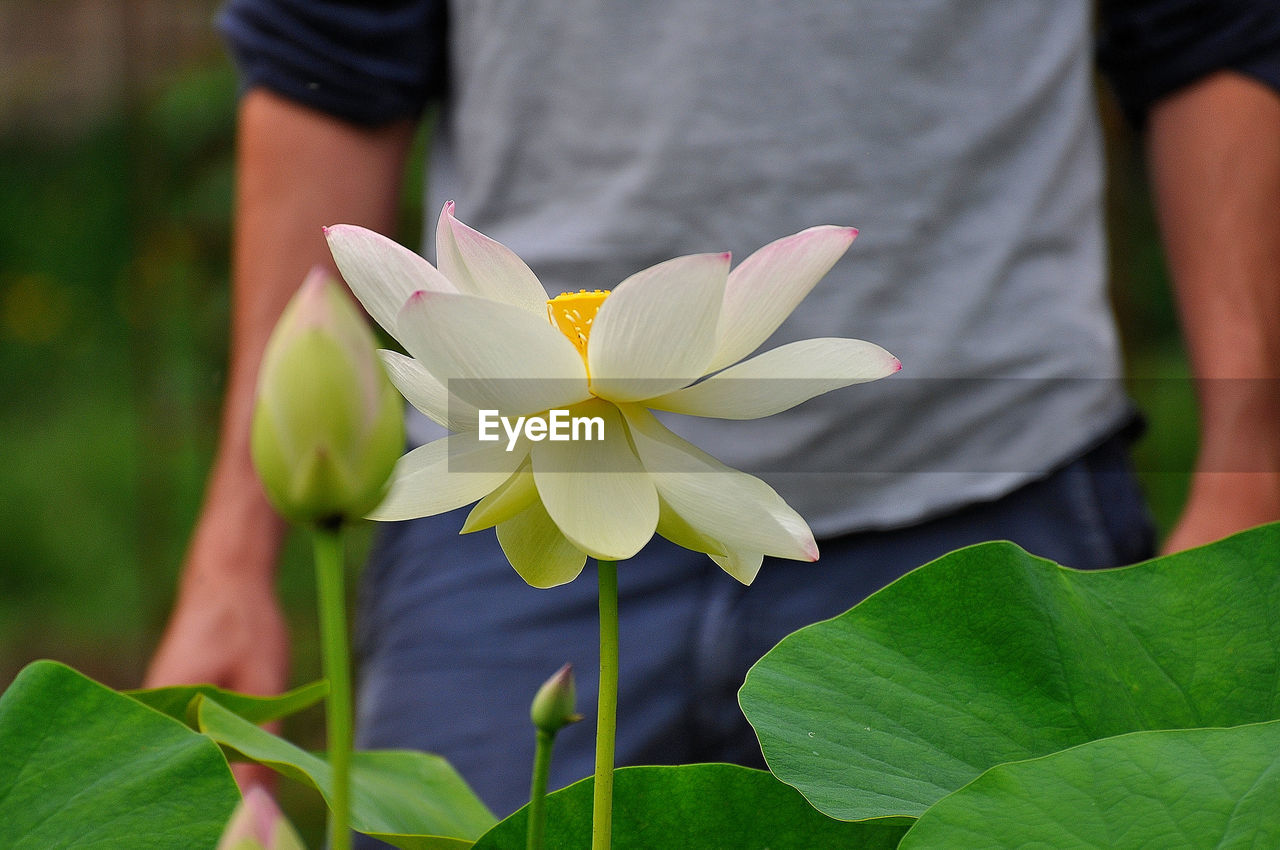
top-left (417, 0), bottom-right (1128, 534)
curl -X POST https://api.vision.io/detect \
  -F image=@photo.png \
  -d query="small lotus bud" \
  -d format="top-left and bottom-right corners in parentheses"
top-left (216, 786), bottom-right (306, 850)
top-left (251, 268), bottom-right (405, 526)
top-left (530, 663), bottom-right (583, 735)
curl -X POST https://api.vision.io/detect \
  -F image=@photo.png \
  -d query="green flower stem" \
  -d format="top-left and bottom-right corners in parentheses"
top-left (592, 559), bottom-right (619, 850)
top-left (527, 728), bottom-right (555, 850)
top-left (313, 524), bottom-right (353, 850)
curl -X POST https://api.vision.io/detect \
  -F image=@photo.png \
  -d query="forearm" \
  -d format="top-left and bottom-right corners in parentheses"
top-left (198, 89), bottom-right (417, 579)
top-left (1145, 71), bottom-right (1280, 545)
top-left (149, 91), bottom-right (417, 688)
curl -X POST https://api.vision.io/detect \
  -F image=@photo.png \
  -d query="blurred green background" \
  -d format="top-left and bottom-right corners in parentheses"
top-left (2, 2), bottom-right (235, 687)
top-left (0, 1), bottom-right (436, 690)
top-left (0, 0), bottom-right (1196, 839)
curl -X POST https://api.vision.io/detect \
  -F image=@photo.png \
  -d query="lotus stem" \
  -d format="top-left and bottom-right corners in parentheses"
top-left (592, 559), bottom-right (619, 850)
top-left (313, 524), bottom-right (353, 850)
top-left (527, 728), bottom-right (554, 850)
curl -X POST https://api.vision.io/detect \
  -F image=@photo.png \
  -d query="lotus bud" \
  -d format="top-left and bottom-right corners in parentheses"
top-left (530, 663), bottom-right (583, 735)
top-left (251, 268), bottom-right (404, 526)
top-left (216, 786), bottom-right (306, 850)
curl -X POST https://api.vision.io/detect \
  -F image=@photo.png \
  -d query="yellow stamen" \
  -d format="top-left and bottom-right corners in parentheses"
top-left (546, 289), bottom-right (609, 361)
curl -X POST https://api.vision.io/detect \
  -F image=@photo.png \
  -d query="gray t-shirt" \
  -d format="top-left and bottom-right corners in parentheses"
top-left (412, 0), bottom-right (1129, 536)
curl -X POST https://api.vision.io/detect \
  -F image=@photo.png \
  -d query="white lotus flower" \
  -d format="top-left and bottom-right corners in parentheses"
top-left (325, 203), bottom-right (899, 587)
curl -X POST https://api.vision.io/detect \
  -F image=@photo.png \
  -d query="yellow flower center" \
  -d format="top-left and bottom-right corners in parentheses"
top-left (546, 289), bottom-right (609, 363)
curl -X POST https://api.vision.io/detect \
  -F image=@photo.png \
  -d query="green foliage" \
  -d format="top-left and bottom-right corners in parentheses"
top-left (0, 63), bottom-right (240, 681)
top-left (126, 678), bottom-right (329, 727)
top-left (473, 764), bottom-right (909, 849)
top-left (0, 60), bottom-right (435, 695)
top-left (0, 660), bottom-right (493, 849)
top-left (741, 523), bottom-right (1280, 844)
top-left (5, 529), bottom-right (1279, 848)
top-left (197, 696), bottom-right (497, 848)
top-left (0, 660), bottom-right (240, 848)
top-left (900, 720), bottom-right (1280, 848)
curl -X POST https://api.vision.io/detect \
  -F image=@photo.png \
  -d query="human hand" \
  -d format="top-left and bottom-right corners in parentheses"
top-left (145, 507), bottom-right (289, 790)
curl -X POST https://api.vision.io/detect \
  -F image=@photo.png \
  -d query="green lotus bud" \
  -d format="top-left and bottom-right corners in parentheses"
top-left (216, 786), bottom-right (306, 850)
top-left (251, 268), bottom-right (404, 526)
top-left (530, 663), bottom-right (583, 735)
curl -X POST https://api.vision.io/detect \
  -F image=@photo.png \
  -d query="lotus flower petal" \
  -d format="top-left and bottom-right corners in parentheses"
top-left (649, 337), bottom-right (901, 419)
top-left (435, 201), bottom-right (548, 315)
top-left (531, 400), bottom-right (658, 560)
top-left (216, 786), bottom-right (305, 850)
top-left (587, 253), bottom-right (727, 401)
top-left (462, 461), bottom-right (539, 532)
top-left (707, 226), bottom-right (857, 372)
top-left (496, 499), bottom-right (588, 588)
top-left (368, 434), bottom-right (524, 521)
top-left (708, 550), bottom-right (766, 585)
top-left (654, 499), bottom-right (765, 584)
top-left (396, 290), bottom-right (590, 417)
top-left (378, 349), bottom-right (478, 432)
top-left (621, 405), bottom-right (817, 568)
top-left (325, 224), bottom-right (456, 337)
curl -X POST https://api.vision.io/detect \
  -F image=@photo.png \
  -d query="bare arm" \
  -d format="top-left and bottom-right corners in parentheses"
top-left (1145, 71), bottom-right (1280, 552)
top-left (145, 90), bottom-right (416, 695)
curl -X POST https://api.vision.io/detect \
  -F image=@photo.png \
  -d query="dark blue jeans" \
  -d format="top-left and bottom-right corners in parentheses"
top-left (353, 431), bottom-right (1155, 828)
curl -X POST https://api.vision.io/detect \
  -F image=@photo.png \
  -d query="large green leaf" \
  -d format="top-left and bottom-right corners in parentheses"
top-left (196, 695), bottom-right (496, 849)
top-left (126, 679), bottom-right (328, 728)
top-left (900, 719), bottom-right (1280, 848)
top-left (473, 763), bottom-right (910, 849)
top-left (0, 660), bottom-right (240, 848)
top-left (739, 524), bottom-right (1280, 821)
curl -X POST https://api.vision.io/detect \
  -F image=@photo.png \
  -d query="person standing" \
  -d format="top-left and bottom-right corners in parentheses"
top-left (148, 0), bottom-right (1280, 825)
